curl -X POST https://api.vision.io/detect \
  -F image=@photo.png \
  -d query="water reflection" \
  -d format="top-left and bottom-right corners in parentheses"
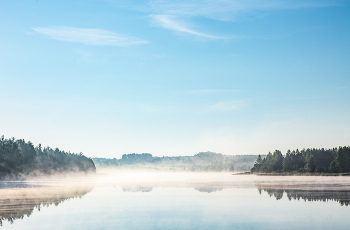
top-left (0, 182), bottom-right (42, 189)
top-left (194, 187), bottom-right (224, 193)
top-left (122, 186), bottom-right (153, 192)
top-left (255, 180), bottom-right (350, 206)
top-left (0, 181), bottom-right (94, 226)
top-left (115, 174), bottom-right (350, 206)
top-left (2, 173), bottom-right (350, 229)
top-left (115, 182), bottom-right (240, 194)
top-left (120, 185), bottom-right (224, 193)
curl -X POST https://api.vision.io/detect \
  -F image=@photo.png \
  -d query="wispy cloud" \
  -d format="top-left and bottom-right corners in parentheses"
top-left (148, 0), bottom-right (338, 21)
top-left (151, 53), bottom-right (174, 59)
top-left (33, 27), bottom-right (148, 46)
top-left (145, 0), bottom-right (336, 39)
top-left (229, 53), bottom-right (241, 57)
top-left (150, 14), bottom-right (224, 38)
top-left (188, 89), bottom-right (241, 94)
top-left (209, 100), bottom-right (244, 111)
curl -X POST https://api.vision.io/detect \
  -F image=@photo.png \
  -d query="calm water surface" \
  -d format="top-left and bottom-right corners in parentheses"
top-left (1, 172), bottom-right (350, 230)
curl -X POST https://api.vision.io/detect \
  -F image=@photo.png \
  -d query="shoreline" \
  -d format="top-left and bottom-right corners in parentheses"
top-left (235, 172), bottom-right (350, 176)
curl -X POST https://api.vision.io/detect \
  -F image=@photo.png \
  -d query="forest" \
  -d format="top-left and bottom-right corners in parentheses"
top-left (93, 152), bottom-right (259, 172)
top-left (251, 146), bottom-right (350, 173)
top-left (0, 136), bottom-right (96, 179)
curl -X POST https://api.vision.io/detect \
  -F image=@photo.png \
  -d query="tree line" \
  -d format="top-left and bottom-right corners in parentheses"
top-left (93, 152), bottom-right (259, 172)
top-left (0, 136), bottom-right (96, 178)
top-left (251, 146), bottom-right (350, 173)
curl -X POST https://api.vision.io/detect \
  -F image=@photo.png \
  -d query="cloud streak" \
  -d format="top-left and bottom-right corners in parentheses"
top-left (33, 27), bottom-right (148, 46)
top-left (146, 0), bottom-right (336, 39)
top-left (148, 0), bottom-right (338, 20)
top-left (209, 101), bottom-right (244, 111)
top-left (150, 15), bottom-right (224, 38)
top-left (188, 89), bottom-right (241, 94)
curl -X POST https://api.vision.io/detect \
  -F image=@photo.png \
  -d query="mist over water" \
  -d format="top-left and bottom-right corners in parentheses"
top-left (1, 171), bottom-right (350, 229)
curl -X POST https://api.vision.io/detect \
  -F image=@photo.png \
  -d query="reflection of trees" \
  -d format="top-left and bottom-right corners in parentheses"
top-left (122, 186), bottom-right (153, 192)
top-left (257, 185), bottom-right (350, 206)
top-left (121, 186), bottom-right (225, 193)
top-left (0, 182), bottom-right (94, 226)
top-left (120, 184), bottom-right (228, 193)
top-left (194, 187), bottom-right (224, 193)
top-left (261, 188), bottom-right (284, 200)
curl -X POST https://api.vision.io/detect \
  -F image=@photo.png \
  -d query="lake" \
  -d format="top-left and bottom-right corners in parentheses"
top-left (1, 172), bottom-right (350, 230)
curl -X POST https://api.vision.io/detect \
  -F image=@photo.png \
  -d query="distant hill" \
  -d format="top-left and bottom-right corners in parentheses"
top-left (92, 152), bottom-right (260, 172)
top-left (0, 136), bottom-right (96, 179)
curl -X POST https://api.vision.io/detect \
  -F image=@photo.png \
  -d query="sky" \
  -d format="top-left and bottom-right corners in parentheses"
top-left (0, 0), bottom-right (349, 158)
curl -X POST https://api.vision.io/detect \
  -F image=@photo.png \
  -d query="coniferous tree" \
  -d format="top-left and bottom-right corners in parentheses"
top-left (305, 154), bottom-right (316, 172)
top-left (252, 146), bottom-right (349, 173)
top-left (0, 136), bottom-right (96, 178)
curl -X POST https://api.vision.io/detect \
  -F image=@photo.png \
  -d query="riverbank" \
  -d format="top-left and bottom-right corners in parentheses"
top-left (235, 172), bottom-right (350, 176)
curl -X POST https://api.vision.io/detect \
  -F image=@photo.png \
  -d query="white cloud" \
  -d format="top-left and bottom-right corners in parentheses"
top-left (148, 0), bottom-right (338, 21)
top-left (150, 14), bottom-right (224, 38)
top-left (188, 89), bottom-right (240, 94)
top-left (33, 27), bottom-right (148, 46)
top-left (209, 101), bottom-right (243, 111)
top-left (229, 53), bottom-right (241, 57)
top-left (146, 0), bottom-right (336, 39)
top-left (151, 53), bottom-right (174, 59)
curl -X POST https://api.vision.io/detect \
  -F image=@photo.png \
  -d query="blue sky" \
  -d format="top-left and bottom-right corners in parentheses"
top-left (0, 0), bottom-right (349, 158)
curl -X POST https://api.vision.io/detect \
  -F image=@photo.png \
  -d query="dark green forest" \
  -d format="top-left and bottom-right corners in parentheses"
top-left (251, 146), bottom-right (350, 173)
top-left (0, 136), bottom-right (96, 179)
top-left (93, 152), bottom-right (259, 172)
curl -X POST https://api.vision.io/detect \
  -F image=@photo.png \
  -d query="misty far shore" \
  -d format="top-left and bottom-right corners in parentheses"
top-left (2, 135), bottom-right (350, 180)
top-left (92, 152), bottom-right (259, 172)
